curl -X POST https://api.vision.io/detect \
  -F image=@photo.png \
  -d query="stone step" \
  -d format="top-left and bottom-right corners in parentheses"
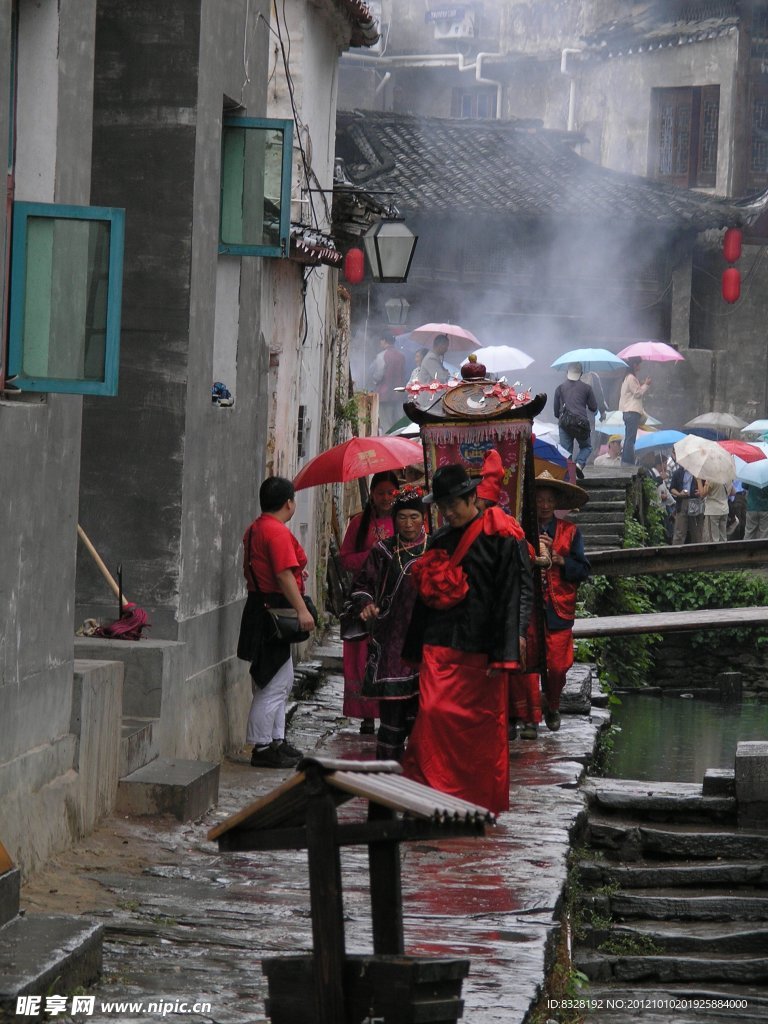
top-left (582, 919), bottom-right (768, 955)
top-left (574, 511), bottom-right (626, 525)
top-left (119, 717), bottom-right (159, 777)
top-left (0, 915), bottom-right (102, 1013)
top-left (579, 500), bottom-right (627, 513)
top-left (0, 871), bottom-right (20, 929)
top-left (116, 758), bottom-right (219, 822)
top-left (575, 949), bottom-right (768, 985)
top-left (583, 780), bottom-right (737, 823)
top-left (582, 889), bottom-right (768, 921)
top-left (586, 817), bottom-right (768, 860)
top-left (578, 859), bottom-right (768, 890)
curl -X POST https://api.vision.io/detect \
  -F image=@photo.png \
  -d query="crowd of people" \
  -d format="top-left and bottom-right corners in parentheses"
top-left (236, 446), bottom-right (591, 816)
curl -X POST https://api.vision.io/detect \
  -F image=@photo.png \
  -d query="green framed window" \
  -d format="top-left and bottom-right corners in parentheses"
top-left (7, 201), bottom-right (125, 395)
top-left (219, 117), bottom-right (293, 257)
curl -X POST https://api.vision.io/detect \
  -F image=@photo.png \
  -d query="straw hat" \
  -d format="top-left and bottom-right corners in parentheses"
top-left (534, 469), bottom-right (589, 510)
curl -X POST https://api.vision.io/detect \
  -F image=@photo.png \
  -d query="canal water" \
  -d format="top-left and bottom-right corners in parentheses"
top-left (606, 691), bottom-right (768, 783)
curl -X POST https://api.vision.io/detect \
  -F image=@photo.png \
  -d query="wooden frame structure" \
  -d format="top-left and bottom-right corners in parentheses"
top-left (208, 756), bottom-right (495, 1024)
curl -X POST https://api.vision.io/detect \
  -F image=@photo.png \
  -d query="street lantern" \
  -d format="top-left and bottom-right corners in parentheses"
top-left (364, 217), bottom-right (418, 283)
top-left (384, 297), bottom-right (410, 325)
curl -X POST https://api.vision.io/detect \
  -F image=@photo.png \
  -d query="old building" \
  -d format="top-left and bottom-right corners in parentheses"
top-left (338, 1), bottom-right (768, 420)
top-left (0, 0), bottom-right (378, 876)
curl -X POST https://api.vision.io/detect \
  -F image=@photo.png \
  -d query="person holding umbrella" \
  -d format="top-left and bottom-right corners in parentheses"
top-left (619, 357), bottom-right (651, 465)
top-left (417, 334), bottom-right (451, 384)
top-left (339, 471), bottom-right (399, 733)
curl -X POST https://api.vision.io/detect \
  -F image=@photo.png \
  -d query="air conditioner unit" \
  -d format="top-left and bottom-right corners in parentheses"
top-left (434, 14), bottom-right (475, 40)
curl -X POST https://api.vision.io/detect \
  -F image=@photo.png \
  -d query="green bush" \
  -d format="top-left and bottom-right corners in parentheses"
top-left (576, 477), bottom-right (768, 686)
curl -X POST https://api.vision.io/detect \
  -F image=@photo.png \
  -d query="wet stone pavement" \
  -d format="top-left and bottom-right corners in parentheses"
top-left (21, 640), bottom-right (607, 1023)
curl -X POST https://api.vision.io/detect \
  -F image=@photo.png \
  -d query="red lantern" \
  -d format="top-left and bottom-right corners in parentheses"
top-left (722, 267), bottom-right (741, 303)
top-left (343, 247), bottom-right (365, 284)
top-left (723, 227), bottom-right (742, 263)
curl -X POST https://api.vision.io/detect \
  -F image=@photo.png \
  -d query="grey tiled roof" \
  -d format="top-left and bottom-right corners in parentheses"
top-left (583, 0), bottom-right (739, 57)
top-left (335, 110), bottom-right (766, 231)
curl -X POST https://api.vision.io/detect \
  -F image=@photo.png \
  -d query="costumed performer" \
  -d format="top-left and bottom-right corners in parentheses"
top-left (473, 448), bottom-right (542, 742)
top-left (520, 470), bottom-right (590, 735)
top-left (350, 484), bottom-right (427, 760)
top-left (237, 476), bottom-right (317, 768)
top-left (339, 471), bottom-right (399, 733)
top-left (402, 464), bottom-right (533, 814)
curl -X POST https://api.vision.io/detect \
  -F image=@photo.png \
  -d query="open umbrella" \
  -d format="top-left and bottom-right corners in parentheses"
top-left (673, 435), bottom-right (736, 486)
top-left (551, 348), bottom-right (627, 372)
top-left (719, 439), bottom-right (767, 463)
top-left (741, 419), bottom-right (768, 435)
top-left (470, 345), bottom-right (533, 373)
top-left (634, 429), bottom-right (688, 451)
top-left (599, 409), bottom-right (662, 430)
top-left (617, 341), bottom-right (685, 362)
top-left (733, 443), bottom-right (768, 488)
top-left (685, 412), bottom-right (747, 433)
top-left (407, 323), bottom-right (481, 351)
top-left (293, 436), bottom-right (423, 491)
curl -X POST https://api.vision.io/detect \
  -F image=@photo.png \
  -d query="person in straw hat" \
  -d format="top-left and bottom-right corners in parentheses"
top-left (513, 470), bottom-right (591, 736)
top-left (402, 463), bottom-right (533, 814)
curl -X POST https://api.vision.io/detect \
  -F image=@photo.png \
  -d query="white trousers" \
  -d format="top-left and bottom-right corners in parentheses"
top-left (246, 656), bottom-right (293, 747)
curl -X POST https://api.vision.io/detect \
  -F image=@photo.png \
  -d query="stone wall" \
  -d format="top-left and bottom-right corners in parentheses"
top-left (652, 632), bottom-right (768, 694)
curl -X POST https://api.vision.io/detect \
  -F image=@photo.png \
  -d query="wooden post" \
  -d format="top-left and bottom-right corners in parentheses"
top-left (305, 767), bottom-right (346, 1024)
top-left (367, 802), bottom-right (404, 955)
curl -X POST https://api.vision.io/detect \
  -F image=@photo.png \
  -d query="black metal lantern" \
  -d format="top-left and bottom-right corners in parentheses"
top-left (364, 217), bottom-right (418, 283)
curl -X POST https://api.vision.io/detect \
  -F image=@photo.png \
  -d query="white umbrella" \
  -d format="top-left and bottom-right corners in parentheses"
top-left (600, 409), bottom-right (662, 430)
top-left (469, 345), bottom-right (533, 373)
top-left (684, 412), bottom-right (747, 432)
top-left (673, 435), bottom-right (736, 486)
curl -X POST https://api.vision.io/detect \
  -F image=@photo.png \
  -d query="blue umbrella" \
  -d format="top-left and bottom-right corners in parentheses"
top-left (634, 429), bottom-right (689, 451)
top-left (533, 437), bottom-right (567, 468)
top-left (551, 348), bottom-right (628, 372)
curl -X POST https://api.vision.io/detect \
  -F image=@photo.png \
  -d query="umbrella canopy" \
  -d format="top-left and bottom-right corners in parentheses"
top-left (635, 429), bottom-right (689, 451)
top-left (719, 439), bottom-right (767, 463)
top-left (617, 341), bottom-right (685, 362)
top-left (733, 444), bottom-right (768, 488)
top-left (388, 420), bottom-right (420, 437)
top-left (551, 348), bottom-right (627, 372)
top-left (293, 436), bottom-right (423, 491)
top-left (533, 437), bottom-right (567, 468)
top-left (407, 322), bottom-right (481, 351)
top-left (673, 435), bottom-right (736, 486)
top-left (741, 419), bottom-right (768, 435)
top-left (685, 412), bottom-right (747, 432)
top-left (470, 345), bottom-right (533, 373)
top-left (600, 409), bottom-right (662, 429)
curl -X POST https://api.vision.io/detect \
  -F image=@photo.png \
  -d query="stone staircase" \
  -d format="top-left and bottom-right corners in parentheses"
top-left (572, 470), bottom-right (635, 552)
top-left (572, 771), bottom-right (768, 1022)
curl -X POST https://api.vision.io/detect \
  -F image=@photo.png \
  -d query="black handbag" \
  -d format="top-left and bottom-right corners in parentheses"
top-left (560, 406), bottom-right (591, 445)
top-left (339, 602), bottom-right (370, 641)
top-left (265, 606), bottom-right (311, 644)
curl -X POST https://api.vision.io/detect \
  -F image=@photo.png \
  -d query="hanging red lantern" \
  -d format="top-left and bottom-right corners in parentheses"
top-left (722, 267), bottom-right (741, 303)
top-left (343, 247), bottom-right (365, 284)
top-left (723, 227), bottom-right (743, 264)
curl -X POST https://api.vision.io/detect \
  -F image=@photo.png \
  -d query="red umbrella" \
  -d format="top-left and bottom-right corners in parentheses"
top-left (718, 439), bottom-right (767, 463)
top-left (293, 435), bottom-right (423, 491)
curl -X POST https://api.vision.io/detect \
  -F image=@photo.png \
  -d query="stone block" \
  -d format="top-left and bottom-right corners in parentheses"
top-left (74, 638), bottom-right (185, 719)
top-left (703, 768), bottom-right (735, 797)
top-left (0, 871), bottom-right (20, 929)
top-left (561, 663), bottom-right (593, 714)
top-left (116, 759), bottom-right (219, 821)
top-left (0, 915), bottom-right (102, 1013)
top-left (119, 718), bottom-right (159, 777)
top-left (735, 741), bottom-right (768, 828)
top-left (72, 660), bottom-right (123, 834)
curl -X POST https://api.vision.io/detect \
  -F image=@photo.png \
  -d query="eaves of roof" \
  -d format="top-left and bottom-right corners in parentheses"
top-left (582, 1), bottom-right (740, 60)
top-left (335, 110), bottom-right (767, 233)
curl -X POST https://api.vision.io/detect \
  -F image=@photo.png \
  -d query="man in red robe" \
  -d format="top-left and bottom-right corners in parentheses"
top-left (402, 464), bottom-right (533, 814)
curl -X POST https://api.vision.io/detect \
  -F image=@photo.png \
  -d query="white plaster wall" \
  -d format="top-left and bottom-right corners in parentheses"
top-left (572, 34), bottom-right (739, 190)
top-left (15, 0), bottom-right (58, 201)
